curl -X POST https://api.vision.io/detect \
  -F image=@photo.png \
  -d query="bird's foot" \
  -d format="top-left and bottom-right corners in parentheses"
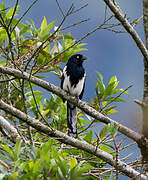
top-left (68, 130), bottom-right (77, 138)
top-left (75, 95), bottom-right (79, 104)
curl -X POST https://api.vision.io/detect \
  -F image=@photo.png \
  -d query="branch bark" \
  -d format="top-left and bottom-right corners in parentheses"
top-left (0, 99), bottom-right (146, 179)
top-left (0, 115), bottom-right (20, 142)
top-left (0, 65), bottom-right (146, 148)
top-left (103, 0), bottom-right (148, 63)
top-left (141, 0), bottom-right (148, 173)
top-left (104, 0), bottom-right (148, 173)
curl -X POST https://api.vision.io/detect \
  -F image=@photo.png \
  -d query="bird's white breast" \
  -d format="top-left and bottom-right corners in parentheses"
top-left (62, 66), bottom-right (85, 96)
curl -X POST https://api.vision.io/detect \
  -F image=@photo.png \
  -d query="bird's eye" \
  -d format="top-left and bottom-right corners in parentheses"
top-left (76, 55), bottom-right (79, 59)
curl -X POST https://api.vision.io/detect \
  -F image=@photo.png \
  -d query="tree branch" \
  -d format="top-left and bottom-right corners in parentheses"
top-left (0, 100), bottom-right (146, 179)
top-left (0, 115), bottom-right (20, 142)
top-left (103, 0), bottom-right (148, 63)
top-left (0, 65), bottom-right (146, 148)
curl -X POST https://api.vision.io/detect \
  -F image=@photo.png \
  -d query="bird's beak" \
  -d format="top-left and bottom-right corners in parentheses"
top-left (82, 56), bottom-right (87, 61)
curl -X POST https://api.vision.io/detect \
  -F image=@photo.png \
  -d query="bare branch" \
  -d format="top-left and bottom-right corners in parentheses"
top-left (103, 0), bottom-right (148, 63)
top-left (29, 81), bottom-right (52, 127)
top-left (71, 3), bottom-right (88, 15)
top-left (11, 0), bottom-right (39, 33)
top-left (134, 99), bottom-right (145, 108)
top-left (0, 115), bottom-right (20, 142)
top-left (8, 0), bottom-right (19, 29)
top-left (56, 0), bottom-right (65, 17)
top-left (0, 77), bottom-right (16, 83)
top-left (61, 18), bottom-right (90, 31)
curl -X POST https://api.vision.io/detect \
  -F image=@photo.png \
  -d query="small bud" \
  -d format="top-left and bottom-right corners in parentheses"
top-left (15, 26), bottom-right (20, 40)
top-left (133, 19), bottom-right (139, 25)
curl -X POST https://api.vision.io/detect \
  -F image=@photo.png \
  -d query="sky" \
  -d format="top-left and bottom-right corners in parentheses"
top-left (4, 0), bottom-right (145, 178)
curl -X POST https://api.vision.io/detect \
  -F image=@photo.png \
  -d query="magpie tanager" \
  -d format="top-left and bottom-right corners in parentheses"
top-left (61, 54), bottom-right (87, 138)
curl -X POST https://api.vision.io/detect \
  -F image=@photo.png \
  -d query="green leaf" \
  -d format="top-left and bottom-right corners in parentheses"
top-left (99, 125), bottom-right (108, 138)
top-left (69, 157), bottom-right (77, 169)
top-left (111, 88), bottom-right (129, 95)
top-left (58, 34), bottom-right (74, 40)
top-left (0, 60), bottom-right (6, 66)
top-left (39, 20), bottom-right (55, 40)
top-left (106, 109), bottom-right (118, 114)
top-left (14, 139), bottom-right (22, 160)
top-left (96, 79), bottom-right (105, 98)
top-left (77, 164), bottom-right (93, 175)
top-left (1, 144), bottom-right (14, 159)
top-left (6, 6), bottom-right (19, 19)
top-left (105, 97), bottom-right (124, 102)
top-left (108, 122), bottom-right (119, 137)
top-left (33, 159), bottom-right (42, 174)
top-left (84, 130), bottom-right (93, 142)
top-left (0, 1), bottom-right (6, 17)
top-left (74, 43), bottom-right (87, 49)
top-left (104, 105), bottom-right (117, 112)
top-left (40, 16), bottom-right (47, 33)
top-left (109, 76), bottom-right (117, 85)
top-left (26, 91), bottom-right (43, 97)
top-left (57, 157), bottom-right (68, 177)
top-left (19, 24), bottom-right (31, 36)
top-left (96, 72), bottom-right (103, 82)
top-left (104, 82), bottom-right (115, 96)
top-left (104, 76), bottom-right (119, 96)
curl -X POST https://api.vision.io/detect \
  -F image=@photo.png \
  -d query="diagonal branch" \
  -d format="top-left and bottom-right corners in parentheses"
top-left (0, 65), bottom-right (146, 148)
top-left (0, 99), bottom-right (146, 180)
top-left (103, 0), bottom-right (148, 63)
top-left (8, 0), bottom-right (19, 29)
top-left (0, 115), bottom-right (20, 142)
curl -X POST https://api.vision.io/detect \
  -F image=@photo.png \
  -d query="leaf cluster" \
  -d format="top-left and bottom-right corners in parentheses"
top-left (89, 72), bottom-right (128, 115)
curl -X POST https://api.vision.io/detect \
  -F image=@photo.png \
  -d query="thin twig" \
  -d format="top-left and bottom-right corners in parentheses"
top-left (56, 0), bottom-right (64, 17)
top-left (112, 135), bottom-right (119, 180)
top-left (19, 78), bottom-right (33, 145)
top-left (78, 119), bottom-right (95, 135)
top-left (8, 0), bottom-right (19, 29)
top-left (0, 77), bottom-right (16, 83)
top-left (71, 3), bottom-right (88, 14)
top-left (99, 85), bottom-right (133, 113)
top-left (29, 81), bottom-right (52, 128)
top-left (11, 0), bottom-right (39, 33)
top-left (61, 18), bottom-right (90, 31)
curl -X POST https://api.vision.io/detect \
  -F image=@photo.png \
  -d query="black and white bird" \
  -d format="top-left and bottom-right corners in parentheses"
top-left (61, 54), bottom-right (87, 138)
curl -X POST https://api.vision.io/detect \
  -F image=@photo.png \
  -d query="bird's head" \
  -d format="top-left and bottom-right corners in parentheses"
top-left (68, 54), bottom-right (87, 65)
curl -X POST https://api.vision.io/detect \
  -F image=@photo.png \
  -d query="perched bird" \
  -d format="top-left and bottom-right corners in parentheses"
top-left (61, 54), bottom-right (87, 138)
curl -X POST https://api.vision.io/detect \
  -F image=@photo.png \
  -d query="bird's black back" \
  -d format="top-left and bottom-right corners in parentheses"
top-left (66, 60), bottom-right (85, 88)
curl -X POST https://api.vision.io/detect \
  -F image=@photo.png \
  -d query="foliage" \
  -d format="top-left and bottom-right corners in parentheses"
top-left (0, 1), bottom-right (130, 179)
top-left (89, 72), bottom-right (128, 115)
top-left (0, 139), bottom-right (95, 180)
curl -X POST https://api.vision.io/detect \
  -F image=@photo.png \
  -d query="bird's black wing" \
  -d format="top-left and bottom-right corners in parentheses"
top-left (79, 79), bottom-right (85, 100)
top-left (60, 73), bottom-right (64, 89)
top-left (60, 73), bottom-right (66, 102)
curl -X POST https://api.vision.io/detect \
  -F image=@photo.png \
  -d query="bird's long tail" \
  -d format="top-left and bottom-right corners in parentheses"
top-left (67, 102), bottom-right (77, 138)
